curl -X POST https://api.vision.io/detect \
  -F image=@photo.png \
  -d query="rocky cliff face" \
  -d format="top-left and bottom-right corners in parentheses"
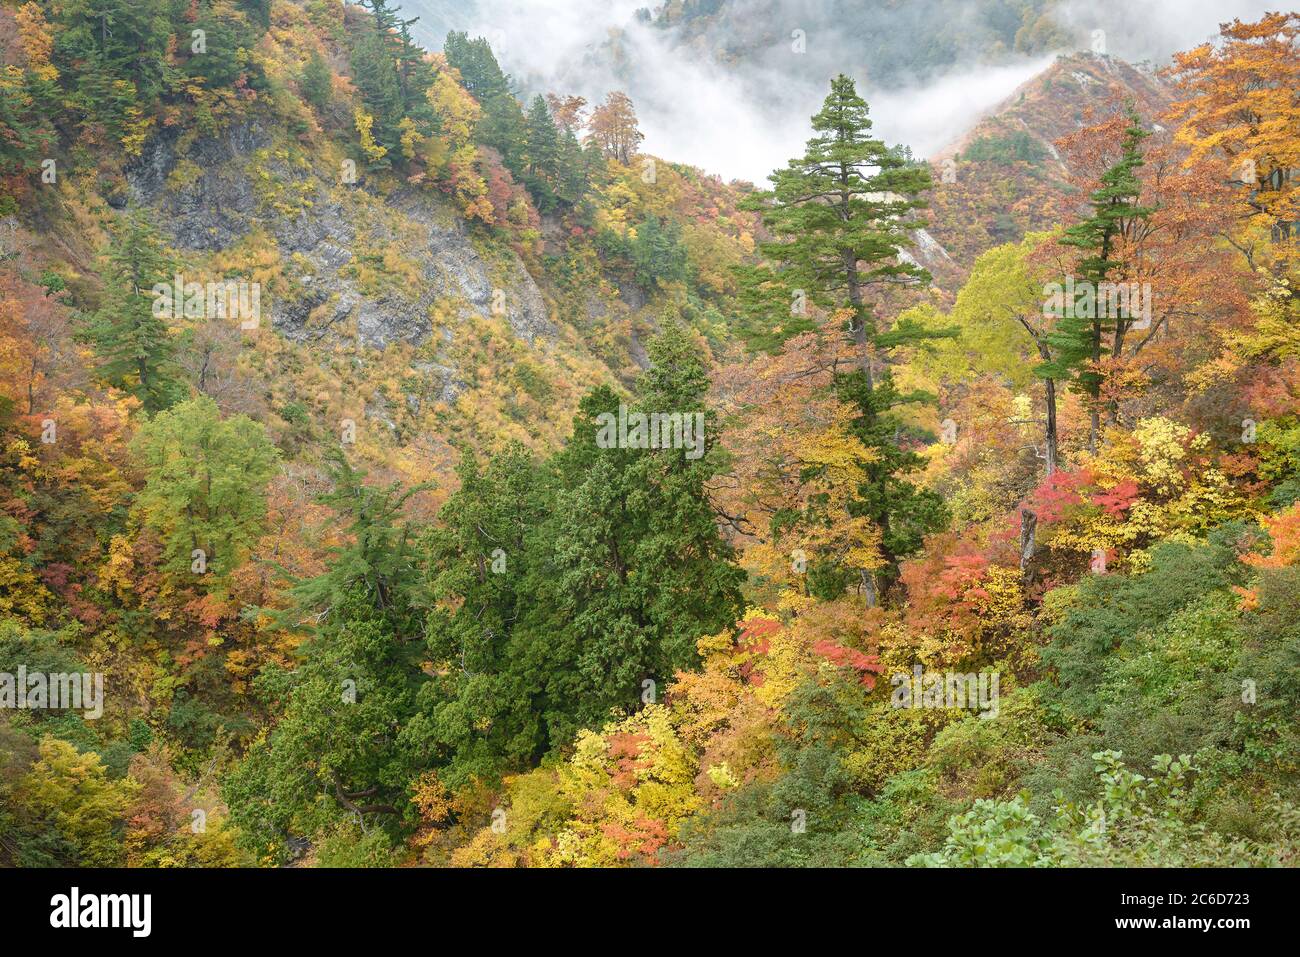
top-left (125, 120), bottom-right (553, 352)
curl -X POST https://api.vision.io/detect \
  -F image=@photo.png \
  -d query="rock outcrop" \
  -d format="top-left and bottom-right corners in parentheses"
top-left (126, 120), bottom-right (554, 351)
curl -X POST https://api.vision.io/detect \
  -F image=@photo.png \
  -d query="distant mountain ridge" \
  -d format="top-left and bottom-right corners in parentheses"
top-left (647, 0), bottom-right (1070, 87)
top-left (923, 51), bottom-right (1174, 277)
top-left (934, 51), bottom-right (1171, 165)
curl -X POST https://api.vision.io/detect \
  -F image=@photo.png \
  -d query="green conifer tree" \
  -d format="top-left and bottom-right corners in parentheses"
top-left (1042, 108), bottom-right (1157, 452)
top-left (523, 94), bottom-right (561, 210)
top-left (78, 210), bottom-right (184, 412)
top-left (740, 74), bottom-right (954, 603)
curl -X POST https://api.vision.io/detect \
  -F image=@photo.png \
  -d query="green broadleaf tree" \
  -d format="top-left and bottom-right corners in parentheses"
top-left (130, 395), bottom-right (279, 582)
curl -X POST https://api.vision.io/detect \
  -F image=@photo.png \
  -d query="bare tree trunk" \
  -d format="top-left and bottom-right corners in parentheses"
top-left (1019, 509), bottom-right (1038, 585)
top-left (844, 248), bottom-right (874, 388)
top-left (839, 161), bottom-right (881, 607)
top-left (861, 568), bottom-right (878, 609)
top-left (1044, 377), bottom-right (1058, 476)
top-left (1018, 318), bottom-right (1060, 477)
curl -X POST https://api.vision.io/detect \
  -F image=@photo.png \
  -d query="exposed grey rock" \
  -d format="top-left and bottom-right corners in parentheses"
top-left (125, 119), bottom-right (556, 353)
top-left (628, 330), bottom-right (651, 371)
top-left (354, 294), bottom-right (430, 350)
top-left (412, 360), bottom-right (467, 404)
top-left (616, 278), bottom-right (648, 311)
top-left (390, 189), bottom-right (554, 343)
top-left (276, 202), bottom-right (352, 257)
top-left (127, 122), bottom-right (264, 251)
top-left (364, 393), bottom-right (397, 433)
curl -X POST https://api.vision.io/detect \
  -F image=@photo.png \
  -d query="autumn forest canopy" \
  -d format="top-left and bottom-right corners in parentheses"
top-left (0, 0), bottom-right (1298, 875)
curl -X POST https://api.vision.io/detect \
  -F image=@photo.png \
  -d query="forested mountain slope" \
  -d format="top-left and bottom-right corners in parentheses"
top-left (926, 51), bottom-right (1172, 271)
top-left (646, 0), bottom-right (1069, 85)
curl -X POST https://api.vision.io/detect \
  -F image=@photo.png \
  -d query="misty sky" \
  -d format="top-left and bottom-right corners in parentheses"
top-left (400, 0), bottom-right (1281, 184)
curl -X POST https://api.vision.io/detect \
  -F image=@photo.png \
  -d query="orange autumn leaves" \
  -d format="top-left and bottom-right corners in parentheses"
top-left (712, 327), bottom-right (883, 607)
top-left (1235, 501), bottom-right (1300, 610)
top-left (1168, 12), bottom-right (1300, 282)
top-left (435, 608), bottom-right (886, 865)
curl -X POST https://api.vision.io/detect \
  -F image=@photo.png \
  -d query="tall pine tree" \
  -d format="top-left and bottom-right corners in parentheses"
top-left (523, 94), bottom-right (561, 211)
top-left (224, 452), bottom-right (430, 860)
top-left (406, 325), bottom-right (744, 782)
top-left (1043, 108), bottom-right (1157, 452)
top-left (79, 210), bottom-right (183, 413)
top-left (443, 31), bottom-right (526, 178)
top-left (741, 74), bottom-right (953, 604)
